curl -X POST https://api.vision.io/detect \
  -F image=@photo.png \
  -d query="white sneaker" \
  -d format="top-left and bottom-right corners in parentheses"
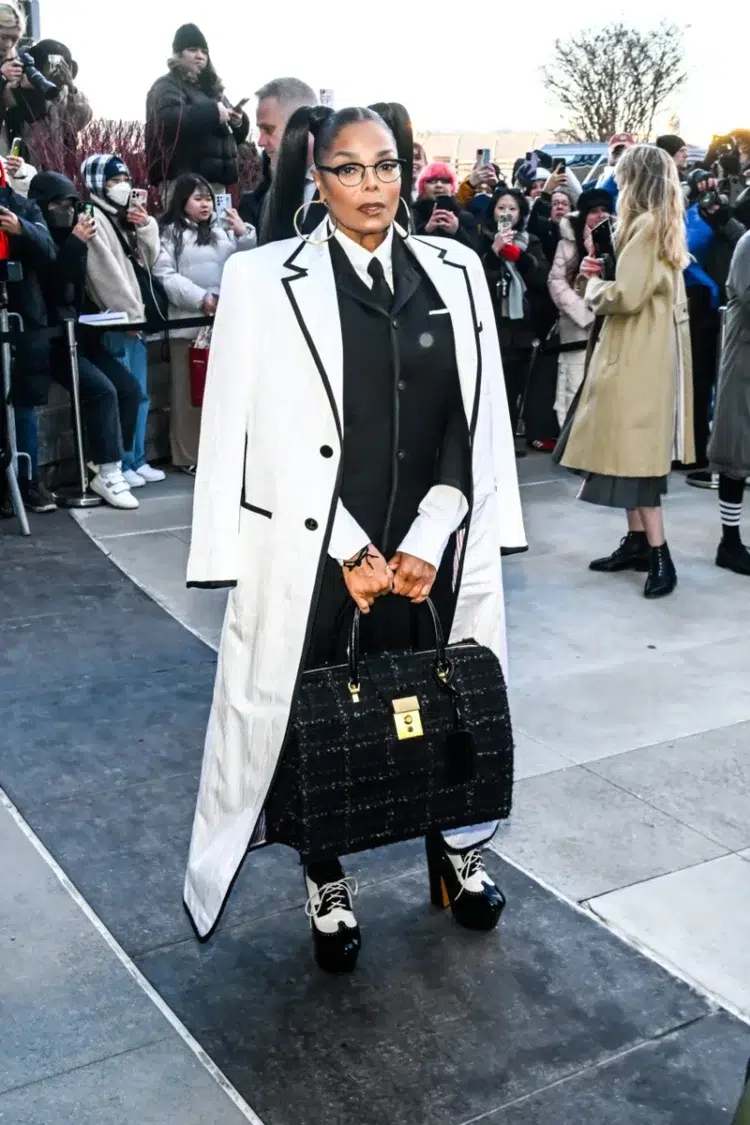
top-left (90, 467), bottom-right (139, 510)
top-left (122, 469), bottom-right (146, 488)
top-left (136, 463), bottom-right (166, 483)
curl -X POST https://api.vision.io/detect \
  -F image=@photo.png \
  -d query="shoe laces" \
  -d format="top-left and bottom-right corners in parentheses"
top-left (305, 876), bottom-right (358, 919)
top-left (455, 849), bottom-right (485, 899)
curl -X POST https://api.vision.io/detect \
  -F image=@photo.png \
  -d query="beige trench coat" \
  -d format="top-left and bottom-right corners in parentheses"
top-left (562, 213), bottom-right (694, 478)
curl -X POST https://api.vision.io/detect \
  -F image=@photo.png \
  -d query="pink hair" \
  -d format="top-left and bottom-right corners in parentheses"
top-left (416, 161), bottom-right (458, 198)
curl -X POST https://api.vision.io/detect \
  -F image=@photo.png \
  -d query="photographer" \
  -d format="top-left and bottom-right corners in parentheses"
top-left (0, 6), bottom-right (90, 168)
top-left (28, 171), bottom-right (142, 510)
top-left (684, 168), bottom-right (746, 486)
top-left (146, 23), bottom-right (249, 204)
top-left (12, 39), bottom-right (92, 170)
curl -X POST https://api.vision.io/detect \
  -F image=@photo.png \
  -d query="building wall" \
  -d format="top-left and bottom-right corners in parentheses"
top-left (415, 130), bottom-right (550, 179)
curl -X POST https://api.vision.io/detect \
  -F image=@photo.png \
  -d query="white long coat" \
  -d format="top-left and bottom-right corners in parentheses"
top-left (184, 227), bottom-right (526, 937)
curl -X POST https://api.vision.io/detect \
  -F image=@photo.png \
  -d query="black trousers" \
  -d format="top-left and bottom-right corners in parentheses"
top-left (688, 290), bottom-right (721, 468)
top-left (50, 338), bottom-right (143, 466)
top-left (502, 351), bottom-right (531, 438)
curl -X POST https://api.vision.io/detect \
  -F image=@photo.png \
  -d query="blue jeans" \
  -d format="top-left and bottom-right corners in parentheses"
top-left (103, 332), bottom-right (148, 471)
top-left (14, 406), bottom-right (38, 482)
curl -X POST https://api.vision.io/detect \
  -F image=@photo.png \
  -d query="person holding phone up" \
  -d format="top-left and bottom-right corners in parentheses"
top-left (153, 173), bottom-right (256, 474)
top-left (81, 154), bottom-right (165, 490)
top-left (146, 24), bottom-right (249, 208)
top-left (412, 161), bottom-right (478, 250)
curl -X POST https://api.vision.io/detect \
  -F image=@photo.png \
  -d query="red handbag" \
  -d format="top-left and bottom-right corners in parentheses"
top-left (188, 326), bottom-right (212, 408)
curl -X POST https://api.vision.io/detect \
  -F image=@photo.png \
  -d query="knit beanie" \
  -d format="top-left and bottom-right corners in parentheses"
top-left (80, 154), bottom-right (130, 197)
top-left (173, 23), bottom-right (209, 54)
top-left (416, 161), bottom-right (458, 197)
top-left (656, 134), bottom-right (686, 158)
top-left (577, 188), bottom-right (614, 217)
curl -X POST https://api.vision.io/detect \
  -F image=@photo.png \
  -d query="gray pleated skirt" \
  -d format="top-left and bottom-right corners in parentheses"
top-left (578, 473), bottom-right (668, 509)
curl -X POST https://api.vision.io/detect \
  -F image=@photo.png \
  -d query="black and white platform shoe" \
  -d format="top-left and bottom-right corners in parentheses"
top-left (425, 832), bottom-right (506, 931)
top-left (304, 860), bottom-right (361, 973)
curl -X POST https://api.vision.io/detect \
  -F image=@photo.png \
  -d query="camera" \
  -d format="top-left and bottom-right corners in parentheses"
top-left (17, 52), bottom-right (59, 100)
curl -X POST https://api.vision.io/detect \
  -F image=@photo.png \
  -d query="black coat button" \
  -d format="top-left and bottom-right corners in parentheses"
top-left (320, 445), bottom-right (333, 458)
top-left (305, 518), bottom-right (319, 531)
top-left (397, 450), bottom-right (406, 461)
top-left (397, 380), bottom-right (406, 391)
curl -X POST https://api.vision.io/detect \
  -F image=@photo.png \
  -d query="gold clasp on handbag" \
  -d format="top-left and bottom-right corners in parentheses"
top-left (392, 697), bottom-right (423, 740)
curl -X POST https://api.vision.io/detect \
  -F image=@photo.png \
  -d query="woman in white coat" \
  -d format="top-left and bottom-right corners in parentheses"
top-left (153, 174), bottom-right (256, 472)
top-left (185, 106), bottom-right (526, 972)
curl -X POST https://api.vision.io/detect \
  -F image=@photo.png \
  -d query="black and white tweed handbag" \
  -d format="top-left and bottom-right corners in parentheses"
top-left (266, 599), bottom-right (514, 861)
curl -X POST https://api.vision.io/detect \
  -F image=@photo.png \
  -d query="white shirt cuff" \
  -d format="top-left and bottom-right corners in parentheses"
top-left (328, 500), bottom-right (370, 564)
top-left (397, 485), bottom-right (469, 569)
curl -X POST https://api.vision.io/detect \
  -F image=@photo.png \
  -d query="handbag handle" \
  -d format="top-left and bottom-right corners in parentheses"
top-left (347, 597), bottom-right (451, 699)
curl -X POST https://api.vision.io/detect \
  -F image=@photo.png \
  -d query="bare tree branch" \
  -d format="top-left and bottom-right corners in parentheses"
top-left (542, 22), bottom-right (687, 143)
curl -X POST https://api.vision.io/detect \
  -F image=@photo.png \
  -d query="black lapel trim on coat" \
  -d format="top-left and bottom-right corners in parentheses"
top-left (281, 240), bottom-right (343, 441)
top-left (409, 237), bottom-right (483, 441)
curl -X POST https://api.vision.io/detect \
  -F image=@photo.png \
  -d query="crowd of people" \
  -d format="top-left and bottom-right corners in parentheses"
top-left (0, 3), bottom-right (749, 981)
top-left (0, 1), bottom-right (748, 577)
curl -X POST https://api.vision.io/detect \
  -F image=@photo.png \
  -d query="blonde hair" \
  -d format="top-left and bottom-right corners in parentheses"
top-left (0, 2), bottom-right (24, 33)
top-left (614, 144), bottom-right (689, 271)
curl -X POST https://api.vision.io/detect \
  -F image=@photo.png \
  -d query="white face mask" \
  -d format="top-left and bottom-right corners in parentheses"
top-left (106, 182), bottom-right (131, 208)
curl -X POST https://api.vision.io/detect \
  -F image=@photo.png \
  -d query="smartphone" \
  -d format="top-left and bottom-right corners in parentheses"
top-left (435, 195), bottom-right (454, 211)
top-left (233, 97), bottom-right (249, 112)
top-left (498, 215), bottom-right (513, 230)
top-left (554, 158), bottom-right (567, 171)
top-left (9, 137), bottom-right (22, 158)
top-left (77, 202), bottom-right (95, 219)
top-left (214, 192), bottom-right (232, 223)
top-left (129, 188), bottom-right (148, 209)
top-left (591, 216), bottom-right (614, 259)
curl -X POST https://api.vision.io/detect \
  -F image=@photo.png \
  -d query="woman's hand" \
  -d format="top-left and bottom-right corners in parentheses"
top-left (223, 207), bottom-right (247, 237)
top-left (202, 293), bottom-right (218, 316)
top-left (492, 227), bottom-right (514, 255)
top-left (1, 57), bottom-right (23, 87)
top-left (388, 552), bottom-right (437, 604)
top-left (72, 213), bottom-right (96, 243)
top-left (342, 544), bottom-right (393, 613)
top-left (542, 170), bottom-right (567, 194)
top-left (217, 102), bottom-right (232, 125)
top-left (4, 154), bottom-right (23, 177)
top-left (0, 206), bottom-right (21, 236)
top-left (127, 204), bottom-right (150, 228)
top-left (580, 255), bottom-right (602, 279)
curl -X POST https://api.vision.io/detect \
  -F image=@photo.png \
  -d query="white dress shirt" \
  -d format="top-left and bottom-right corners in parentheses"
top-left (328, 227), bottom-right (469, 568)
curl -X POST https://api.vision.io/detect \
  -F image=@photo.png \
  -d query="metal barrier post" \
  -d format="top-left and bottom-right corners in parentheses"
top-left (1, 295), bottom-right (30, 536)
top-left (54, 319), bottom-right (102, 509)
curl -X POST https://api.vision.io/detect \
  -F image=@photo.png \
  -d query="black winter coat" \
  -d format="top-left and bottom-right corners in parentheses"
top-left (480, 230), bottom-right (550, 353)
top-left (0, 187), bottom-right (57, 407)
top-left (527, 194), bottom-right (562, 264)
top-left (145, 68), bottom-right (250, 187)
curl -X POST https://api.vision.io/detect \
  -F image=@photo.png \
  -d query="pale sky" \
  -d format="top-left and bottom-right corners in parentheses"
top-left (38, 0), bottom-right (742, 144)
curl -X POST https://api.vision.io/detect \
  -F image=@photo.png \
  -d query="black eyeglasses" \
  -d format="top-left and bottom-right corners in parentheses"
top-left (316, 158), bottom-right (405, 187)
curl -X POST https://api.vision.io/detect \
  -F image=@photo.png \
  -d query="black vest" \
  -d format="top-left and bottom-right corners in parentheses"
top-left (330, 234), bottom-right (470, 558)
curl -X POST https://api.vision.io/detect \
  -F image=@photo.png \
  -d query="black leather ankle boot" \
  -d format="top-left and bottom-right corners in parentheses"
top-left (644, 543), bottom-right (677, 598)
top-left (589, 531), bottom-right (650, 573)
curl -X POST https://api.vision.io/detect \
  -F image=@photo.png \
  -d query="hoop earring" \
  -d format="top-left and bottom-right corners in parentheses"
top-left (293, 200), bottom-right (337, 245)
top-left (395, 195), bottom-right (413, 237)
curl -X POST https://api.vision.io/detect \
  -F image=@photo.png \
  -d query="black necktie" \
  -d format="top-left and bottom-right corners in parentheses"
top-left (367, 257), bottom-right (392, 312)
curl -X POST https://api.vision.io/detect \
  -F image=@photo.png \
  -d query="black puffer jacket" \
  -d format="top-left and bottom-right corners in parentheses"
top-left (0, 184), bottom-right (57, 408)
top-left (480, 229), bottom-right (550, 353)
top-left (145, 62), bottom-right (249, 187)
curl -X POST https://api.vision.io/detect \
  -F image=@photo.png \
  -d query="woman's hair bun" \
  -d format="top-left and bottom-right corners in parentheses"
top-left (308, 104), bottom-right (335, 138)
